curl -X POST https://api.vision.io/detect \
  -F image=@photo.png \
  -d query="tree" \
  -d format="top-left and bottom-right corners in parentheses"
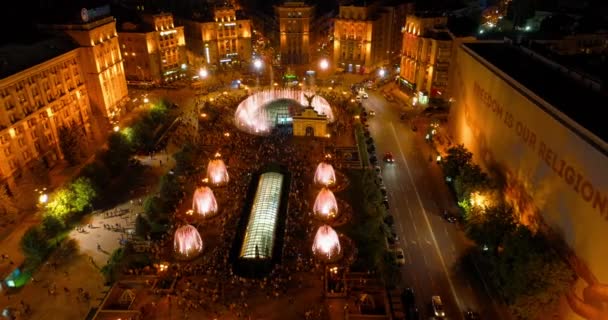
top-left (81, 161), bottom-right (111, 191)
top-left (70, 177), bottom-right (97, 213)
top-left (485, 226), bottom-right (574, 319)
top-left (174, 143), bottom-right (196, 175)
top-left (465, 205), bottom-right (517, 252)
top-left (144, 195), bottom-right (167, 222)
top-left (45, 188), bottom-right (77, 219)
top-left (454, 163), bottom-right (490, 200)
top-left (442, 144), bottom-right (473, 179)
top-left (102, 132), bottom-right (133, 174)
top-left (20, 226), bottom-right (51, 265)
top-left (159, 174), bottom-right (181, 209)
top-left (0, 183), bottom-right (18, 216)
top-left (42, 214), bottom-right (66, 237)
top-left (135, 214), bottom-right (151, 238)
top-left (58, 125), bottom-right (84, 166)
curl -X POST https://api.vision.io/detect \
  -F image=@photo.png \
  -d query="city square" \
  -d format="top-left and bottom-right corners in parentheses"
top-left (1, 1), bottom-right (608, 320)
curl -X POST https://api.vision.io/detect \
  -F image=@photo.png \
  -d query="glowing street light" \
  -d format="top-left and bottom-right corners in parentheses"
top-left (113, 125), bottom-right (120, 132)
top-left (143, 97), bottom-right (149, 103)
top-left (319, 58), bottom-right (329, 70)
top-left (379, 68), bottom-right (386, 77)
top-left (253, 59), bottom-right (263, 70)
top-left (199, 68), bottom-right (209, 78)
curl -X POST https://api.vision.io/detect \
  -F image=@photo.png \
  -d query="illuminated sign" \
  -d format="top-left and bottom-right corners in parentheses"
top-left (473, 82), bottom-right (607, 217)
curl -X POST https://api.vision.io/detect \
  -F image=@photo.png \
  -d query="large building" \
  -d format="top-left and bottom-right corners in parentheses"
top-left (43, 6), bottom-right (128, 121)
top-left (118, 13), bottom-right (187, 84)
top-left (178, 6), bottom-right (252, 68)
top-left (399, 14), bottom-right (474, 100)
top-left (332, 2), bottom-right (410, 73)
top-left (448, 41), bottom-right (608, 320)
top-left (275, 2), bottom-right (313, 66)
top-left (0, 37), bottom-right (94, 194)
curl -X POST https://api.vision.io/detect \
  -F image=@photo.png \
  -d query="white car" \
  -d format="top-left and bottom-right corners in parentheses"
top-left (432, 295), bottom-right (446, 317)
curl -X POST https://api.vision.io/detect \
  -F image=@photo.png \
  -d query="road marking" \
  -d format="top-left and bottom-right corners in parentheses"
top-left (390, 122), bottom-right (464, 317)
top-left (406, 206), bottom-right (418, 235)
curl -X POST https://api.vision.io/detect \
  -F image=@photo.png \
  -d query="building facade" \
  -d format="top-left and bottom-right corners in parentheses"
top-left (45, 14), bottom-right (128, 121)
top-left (179, 7), bottom-right (252, 68)
top-left (0, 40), bottom-right (93, 194)
top-left (275, 2), bottom-right (313, 66)
top-left (119, 13), bottom-right (187, 84)
top-left (332, 3), bottom-right (408, 73)
top-left (399, 14), bottom-right (454, 99)
top-left (448, 41), bottom-right (608, 320)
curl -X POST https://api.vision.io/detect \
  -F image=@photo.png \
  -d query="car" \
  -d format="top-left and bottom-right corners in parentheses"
top-left (369, 110), bottom-right (376, 116)
top-left (465, 310), bottom-right (480, 320)
top-left (401, 288), bottom-right (415, 307)
top-left (362, 92), bottom-right (369, 99)
top-left (432, 295), bottom-right (446, 318)
top-left (394, 248), bottom-right (406, 265)
top-left (443, 210), bottom-right (457, 223)
top-left (383, 152), bottom-right (395, 163)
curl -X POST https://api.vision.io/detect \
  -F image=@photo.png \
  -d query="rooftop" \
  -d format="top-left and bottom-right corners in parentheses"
top-left (240, 172), bottom-right (284, 259)
top-left (0, 37), bottom-right (78, 79)
top-left (464, 42), bottom-right (607, 144)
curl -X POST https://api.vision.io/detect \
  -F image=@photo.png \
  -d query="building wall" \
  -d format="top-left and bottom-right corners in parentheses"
top-left (275, 3), bottom-right (313, 65)
top-left (399, 15), bottom-right (453, 97)
top-left (448, 43), bottom-right (608, 320)
top-left (333, 8), bottom-right (373, 73)
top-left (62, 18), bottom-right (128, 120)
top-left (119, 31), bottom-right (161, 83)
top-left (181, 8), bottom-right (252, 67)
top-left (0, 49), bottom-right (93, 192)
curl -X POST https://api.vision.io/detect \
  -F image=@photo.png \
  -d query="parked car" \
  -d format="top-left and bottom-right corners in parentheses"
top-left (465, 310), bottom-right (480, 320)
top-left (443, 210), bottom-right (457, 223)
top-left (394, 248), bottom-right (406, 265)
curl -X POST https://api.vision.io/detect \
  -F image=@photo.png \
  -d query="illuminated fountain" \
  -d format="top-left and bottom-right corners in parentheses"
top-left (313, 188), bottom-right (339, 219)
top-left (207, 154), bottom-right (229, 186)
top-left (312, 225), bottom-right (342, 261)
top-left (235, 88), bottom-right (335, 135)
top-left (192, 186), bottom-right (218, 217)
top-left (174, 225), bottom-right (203, 259)
top-left (314, 162), bottom-right (336, 187)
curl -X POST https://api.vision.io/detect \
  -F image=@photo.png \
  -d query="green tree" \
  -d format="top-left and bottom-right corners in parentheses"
top-left (103, 132), bottom-right (133, 174)
top-left (441, 144), bottom-right (473, 179)
top-left (42, 214), bottom-right (66, 237)
top-left (0, 183), bottom-right (18, 216)
top-left (81, 161), bottom-right (111, 191)
top-left (159, 174), bottom-right (181, 209)
top-left (70, 177), bottom-right (97, 213)
top-left (20, 226), bottom-right (51, 265)
top-left (143, 195), bottom-right (167, 222)
top-left (58, 125), bottom-right (84, 166)
top-left (485, 226), bottom-right (574, 319)
top-left (173, 143), bottom-right (196, 175)
top-left (454, 163), bottom-right (489, 201)
top-left (466, 205), bottom-right (516, 252)
top-left (45, 188), bottom-right (77, 219)
top-left (135, 214), bottom-right (151, 238)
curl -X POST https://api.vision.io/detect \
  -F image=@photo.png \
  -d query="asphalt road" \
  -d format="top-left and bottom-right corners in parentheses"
top-left (362, 91), bottom-right (506, 320)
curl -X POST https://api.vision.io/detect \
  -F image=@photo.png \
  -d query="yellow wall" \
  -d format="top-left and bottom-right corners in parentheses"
top-left (449, 43), bottom-right (608, 320)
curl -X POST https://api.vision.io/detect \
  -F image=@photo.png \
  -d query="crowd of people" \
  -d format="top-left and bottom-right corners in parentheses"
top-left (131, 88), bottom-right (345, 319)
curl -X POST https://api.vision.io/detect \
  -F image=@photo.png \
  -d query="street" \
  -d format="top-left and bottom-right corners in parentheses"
top-left (362, 92), bottom-right (505, 320)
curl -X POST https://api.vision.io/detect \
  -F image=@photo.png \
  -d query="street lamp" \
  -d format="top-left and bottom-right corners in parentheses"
top-left (113, 125), bottom-right (120, 132)
top-left (378, 68), bottom-right (386, 78)
top-left (253, 59), bottom-right (263, 70)
top-left (319, 58), bottom-right (329, 70)
top-left (199, 68), bottom-right (209, 79)
top-left (35, 187), bottom-right (48, 204)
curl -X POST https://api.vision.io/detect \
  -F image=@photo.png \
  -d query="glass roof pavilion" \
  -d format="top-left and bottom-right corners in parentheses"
top-left (240, 172), bottom-right (285, 259)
